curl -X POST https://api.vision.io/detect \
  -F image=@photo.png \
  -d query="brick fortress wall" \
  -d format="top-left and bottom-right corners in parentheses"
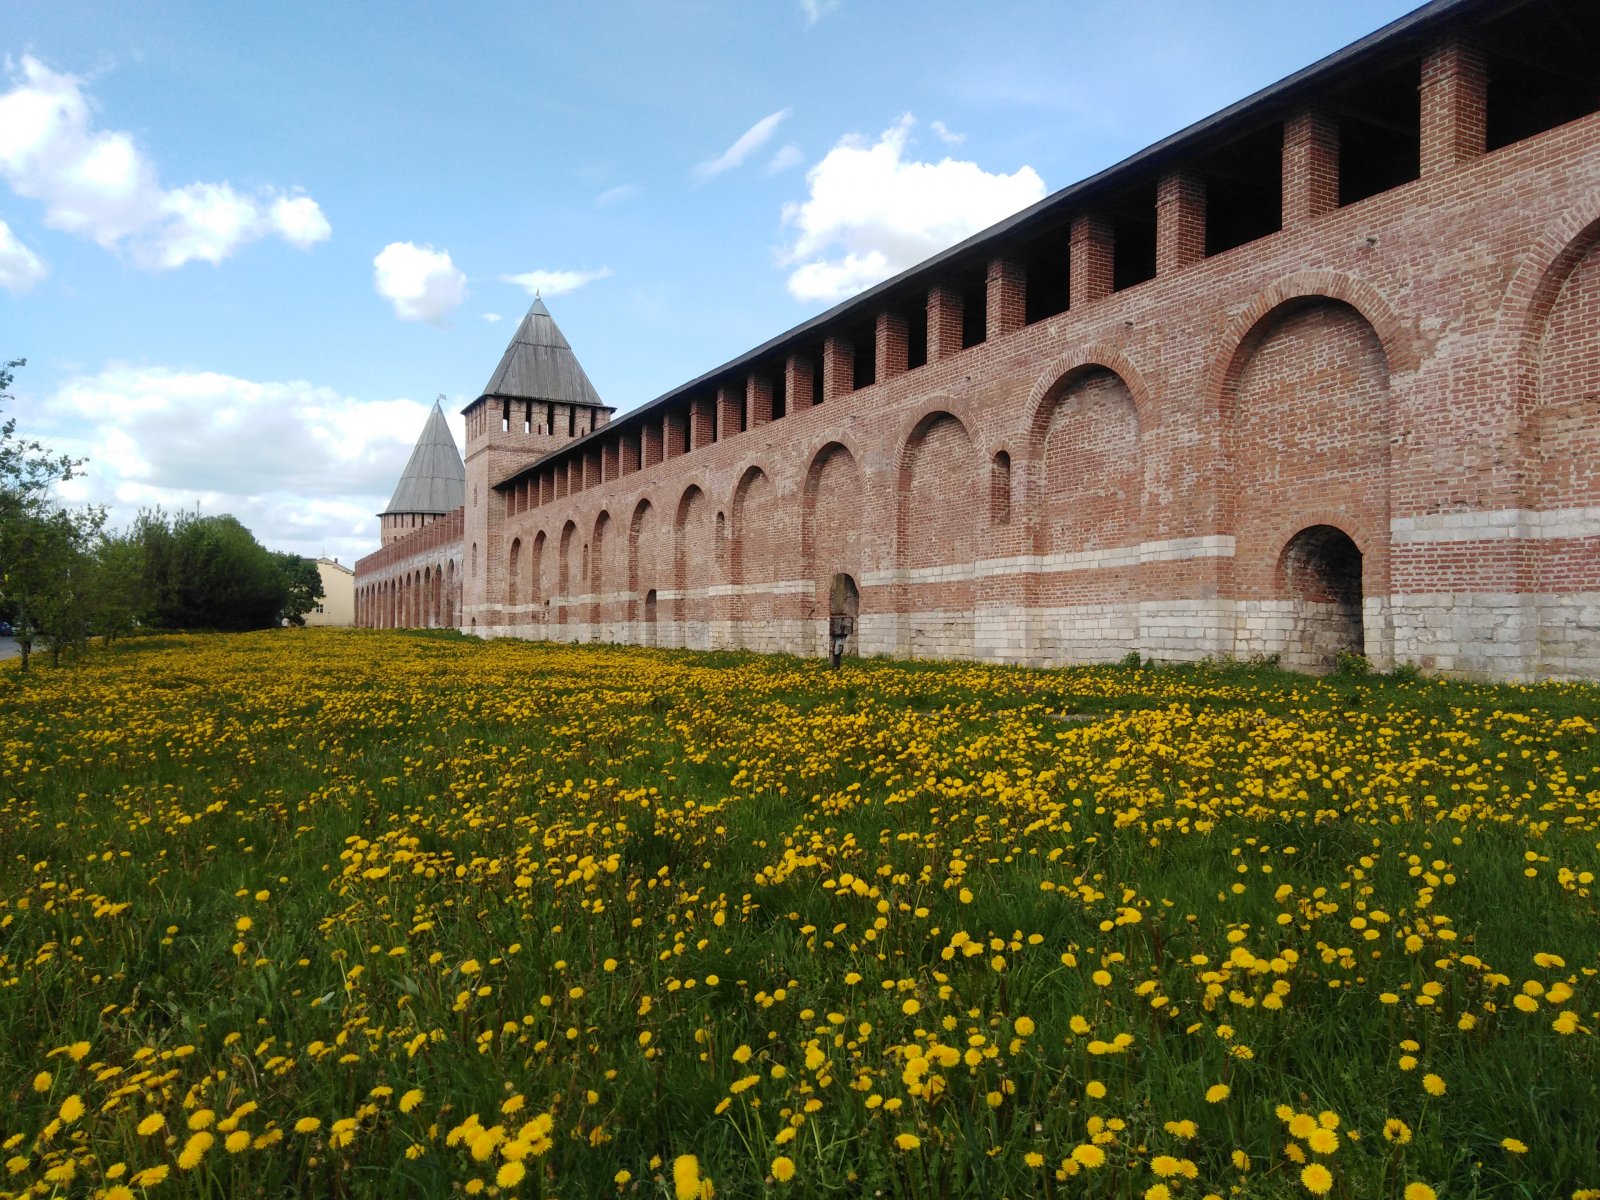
top-left (359, 9), bottom-right (1600, 680)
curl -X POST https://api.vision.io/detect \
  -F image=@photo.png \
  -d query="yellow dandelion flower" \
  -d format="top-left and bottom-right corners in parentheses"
top-left (58, 1094), bottom-right (85, 1123)
top-left (1421, 1073), bottom-right (1446, 1097)
top-left (1085, 1080), bottom-right (1107, 1099)
top-left (1306, 1128), bottom-right (1339, 1155)
top-left (771, 1156), bottom-right (795, 1182)
top-left (31, 1071), bottom-right (51, 1093)
top-left (225, 1130), bottom-right (250, 1154)
top-left (177, 1132), bottom-right (214, 1170)
top-left (1152, 1155), bottom-right (1182, 1177)
top-left (1501, 1138), bottom-right (1528, 1154)
top-left (1025, 1151), bottom-right (1044, 1168)
top-left (137, 1113), bottom-right (165, 1136)
top-left (106, 1188), bottom-right (135, 1200)
top-left (497, 1161), bottom-right (526, 1188)
top-left (1301, 1163), bottom-right (1334, 1195)
top-left (1206, 1083), bottom-right (1230, 1103)
top-left (294, 1117), bottom-right (322, 1134)
top-left (1288, 1113), bottom-right (1318, 1139)
top-left (673, 1154), bottom-right (702, 1200)
top-left (895, 1133), bottom-right (921, 1151)
top-left (1014, 1016), bottom-right (1035, 1037)
top-left (1403, 1185), bottom-right (1437, 1200)
top-left (399, 1088), bottom-right (424, 1113)
top-left (1071, 1144), bottom-right (1106, 1169)
top-left (1145, 1185), bottom-right (1172, 1200)
top-left (131, 1165), bottom-right (170, 1187)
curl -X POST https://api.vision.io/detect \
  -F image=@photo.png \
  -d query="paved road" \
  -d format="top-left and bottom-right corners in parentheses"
top-left (0, 638), bottom-right (19, 662)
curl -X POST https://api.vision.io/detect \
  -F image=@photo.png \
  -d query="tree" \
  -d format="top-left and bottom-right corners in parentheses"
top-left (274, 552), bottom-right (324, 626)
top-left (1, 358), bottom-right (103, 671)
top-left (136, 510), bottom-right (299, 631)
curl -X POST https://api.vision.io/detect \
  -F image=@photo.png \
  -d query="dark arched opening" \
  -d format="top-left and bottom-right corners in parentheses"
top-left (1280, 525), bottom-right (1364, 673)
top-left (828, 572), bottom-right (860, 665)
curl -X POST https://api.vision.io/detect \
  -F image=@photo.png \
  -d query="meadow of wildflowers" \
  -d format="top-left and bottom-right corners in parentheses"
top-left (1, 629), bottom-right (1597, 1199)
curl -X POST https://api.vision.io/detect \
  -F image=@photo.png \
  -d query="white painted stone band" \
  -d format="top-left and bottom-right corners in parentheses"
top-left (1392, 507), bottom-right (1600, 542)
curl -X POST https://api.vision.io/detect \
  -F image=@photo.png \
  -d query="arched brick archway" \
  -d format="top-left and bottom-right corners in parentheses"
top-left (895, 410), bottom-right (981, 660)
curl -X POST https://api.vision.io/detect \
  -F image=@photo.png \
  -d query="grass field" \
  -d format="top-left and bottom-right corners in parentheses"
top-left (1, 630), bottom-right (1597, 1199)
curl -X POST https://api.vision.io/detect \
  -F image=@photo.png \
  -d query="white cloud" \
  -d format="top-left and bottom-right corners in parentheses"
top-left (799, 0), bottom-right (840, 24)
top-left (594, 184), bottom-right (637, 208)
top-left (0, 56), bottom-right (330, 270)
top-left (930, 120), bottom-right (966, 145)
top-left (500, 266), bottom-right (613, 297)
top-left (481, 312), bottom-right (503, 323)
top-left (778, 113), bottom-right (1045, 303)
top-left (34, 363), bottom-right (458, 562)
top-left (373, 241), bottom-right (467, 324)
top-left (0, 216), bottom-right (47, 292)
top-left (766, 143), bottom-right (804, 176)
top-left (270, 194), bottom-right (332, 248)
top-left (695, 107), bottom-right (793, 182)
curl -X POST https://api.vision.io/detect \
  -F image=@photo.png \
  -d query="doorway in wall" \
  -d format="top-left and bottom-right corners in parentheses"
top-left (828, 573), bottom-right (860, 661)
top-left (1280, 525), bottom-right (1364, 673)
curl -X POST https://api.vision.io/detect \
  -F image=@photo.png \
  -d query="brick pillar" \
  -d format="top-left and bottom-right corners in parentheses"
top-left (1156, 169), bottom-right (1205, 275)
top-left (986, 256), bottom-right (1026, 339)
top-left (665, 411), bottom-right (688, 459)
top-left (689, 395), bottom-right (715, 449)
top-left (747, 372), bottom-right (774, 426)
top-left (823, 334), bottom-right (854, 402)
top-left (787, 353), bottom-right (816, 412)
top-left (621, 433), bottom-right (641, 475)
top-left (1420, 37), bottom-right (1487, 176)
top-left (539, 471), bottom-right (552, 505)
top-left (1282, 106), bottom-right (1340, 224)
top-left (876, 311), bottom-right (909, 381)
top-left (928, 285), bottom-right (964, 360)
top-left (717, 384), bottom-right (745, 437)
top-left (583, 449), bottom-right (600, 490)
top-left (1069, 214), bottom-right (1114, 307)
top-left (567, 458), bottom-right (580, 495)
top-left (641, 421), bottom-right (662, 468)
top-left (602, 440), bottom-right (618, 482)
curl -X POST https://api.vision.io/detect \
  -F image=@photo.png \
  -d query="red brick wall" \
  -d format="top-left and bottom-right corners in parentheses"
top-left (360, 28), bottom-right (1600, 677)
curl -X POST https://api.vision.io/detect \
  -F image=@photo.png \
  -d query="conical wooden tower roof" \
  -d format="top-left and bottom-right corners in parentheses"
top-left (383, 400), bottom-right (465, 516)
top-left (481, 297), bottom-right (605, 406)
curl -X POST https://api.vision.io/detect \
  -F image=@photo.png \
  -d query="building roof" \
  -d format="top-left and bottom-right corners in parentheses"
top-left (383, 400), bottom-right (466, 516)
top-left (480, 297), bottom-right (607, 408)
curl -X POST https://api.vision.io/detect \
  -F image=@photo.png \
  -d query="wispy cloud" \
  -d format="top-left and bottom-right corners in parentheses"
top-left (799, 0), bottom-right (840, 25)
top-left (0, 216), bottom-right (47, 292)
top-left (694, 107), bottom-right (793, 182)
top-left (766, 143), bottom-right (804, 176)
top-left (594, 184), bottom-right (638, 208)
top-left (930, 120), bottom-right (966, 145)
top-left (500, 266), bottom-right (613, 297)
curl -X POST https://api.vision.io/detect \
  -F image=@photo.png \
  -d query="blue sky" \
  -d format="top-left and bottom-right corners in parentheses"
top-left (2, 0), bottom-right (1420, 562)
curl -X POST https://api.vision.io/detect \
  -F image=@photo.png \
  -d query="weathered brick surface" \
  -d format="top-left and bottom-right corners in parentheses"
top-left (357, 13), bottom-right (1600, 680)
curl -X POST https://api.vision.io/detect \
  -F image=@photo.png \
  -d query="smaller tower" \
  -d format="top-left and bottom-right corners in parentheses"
top-left (380, 399), bottom-right (466, 547)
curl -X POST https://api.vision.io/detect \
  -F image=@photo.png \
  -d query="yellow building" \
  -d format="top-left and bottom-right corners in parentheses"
top-left (306, 557), bottom-right (355, 626)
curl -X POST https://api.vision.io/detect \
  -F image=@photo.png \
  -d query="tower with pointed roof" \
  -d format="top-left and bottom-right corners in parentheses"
top-left (459, 298), bottom-right (615, 629)
top-left (379, 399), bottom-right (466, 547)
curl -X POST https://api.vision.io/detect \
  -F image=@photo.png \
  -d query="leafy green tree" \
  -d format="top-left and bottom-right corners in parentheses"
top-left (137, 510), bottom-right (292, 631)
top-left (1, 357), bottom-right (103, 671)
top-left (274, 551), bottom-right (324, 626)
top-left (85, 527), bottom-right (147, 645)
